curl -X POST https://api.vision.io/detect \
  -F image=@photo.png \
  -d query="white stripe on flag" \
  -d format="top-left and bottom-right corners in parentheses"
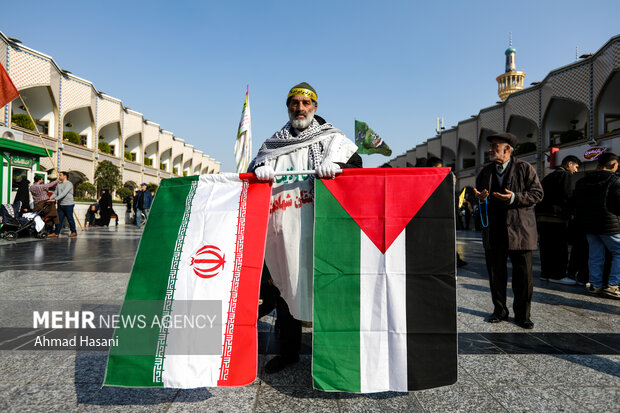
top-left (360, 229), bottom-right (407, 392)
top-left (162, 175), bottom-right (243, 388)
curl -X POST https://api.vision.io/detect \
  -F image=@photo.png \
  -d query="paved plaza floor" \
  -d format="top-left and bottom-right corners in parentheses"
top-left (0, 226), bottom-right (618, 412)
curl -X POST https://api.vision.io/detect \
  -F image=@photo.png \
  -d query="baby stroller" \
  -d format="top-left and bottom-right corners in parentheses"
top-left (0, 200), bottom-right (50, 241)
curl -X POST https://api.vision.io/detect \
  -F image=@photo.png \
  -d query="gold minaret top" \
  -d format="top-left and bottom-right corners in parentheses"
top-left (496, 33), bottom-right (526, 100)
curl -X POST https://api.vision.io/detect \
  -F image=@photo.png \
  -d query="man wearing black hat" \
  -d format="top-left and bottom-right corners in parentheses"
top-left (474, 132), bottom-right (543, 329)
top-left (250, 82), bottom-right (361, 373)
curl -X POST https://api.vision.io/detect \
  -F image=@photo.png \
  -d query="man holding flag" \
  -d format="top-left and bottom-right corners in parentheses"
top-left (250, 82), bottom-right (361, 373)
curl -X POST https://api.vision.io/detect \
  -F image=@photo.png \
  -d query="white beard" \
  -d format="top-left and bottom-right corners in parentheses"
top-left (289, 108), bottom-right (315, 130)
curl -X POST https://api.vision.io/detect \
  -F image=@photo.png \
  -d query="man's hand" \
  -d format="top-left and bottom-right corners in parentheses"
top-left (492, 188), bottom-right (513, 202)
top-left (317, 161), bottom-right (341, 179)
top-left (48, 199), bottom-right (56, 203)
top-left (255, 165), bottom-right (275, 182)
top-left (473, 188), bottom-right (489, 200)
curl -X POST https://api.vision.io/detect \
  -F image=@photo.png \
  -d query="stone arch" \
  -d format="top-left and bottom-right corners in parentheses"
top-left (595, 70), bottom-right (620, 136)
top-left (11, 86), bottom-right (57, 137)
top-left (63, 106), bottom-right (95, 148)
top-left (542, 97), bottom-right (589, 149)
top-left (457, 138), bottom-right (477, 170)
top-left (124, 133), bottom-right (142, 162)
top-left (98, 121), bottom-right (121, 156)
top-left (506, 115), bottom-right (538, 156)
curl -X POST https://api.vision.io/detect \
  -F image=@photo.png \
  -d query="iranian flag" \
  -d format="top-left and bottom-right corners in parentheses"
top-left (104, 173), bottom-right (271, 388)
top-left (313, 168), bottom-right (457, 393)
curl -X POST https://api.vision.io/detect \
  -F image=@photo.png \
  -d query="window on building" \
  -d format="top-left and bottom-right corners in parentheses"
top-left (109, 145), bottom-right (115, 156)
top-left (80, 135), bottom-right (87, 146)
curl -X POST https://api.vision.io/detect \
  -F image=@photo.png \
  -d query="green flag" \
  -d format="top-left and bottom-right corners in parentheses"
top-left (354, 120), bottom-right (392, 156)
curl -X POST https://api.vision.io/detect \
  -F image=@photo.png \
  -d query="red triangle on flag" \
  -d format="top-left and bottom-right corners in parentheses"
top-left (321, 168), bottom-right (450, 254)
top-left (0, 63), bottom-right (19, 108)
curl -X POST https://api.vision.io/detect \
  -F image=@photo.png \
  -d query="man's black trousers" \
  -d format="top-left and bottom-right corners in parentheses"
top-left (484, 249), bottom-right (533, 321)
top-left (259, 267), bottom-right (301, 360)
top-left (538, 221), bottom-right (569, 280)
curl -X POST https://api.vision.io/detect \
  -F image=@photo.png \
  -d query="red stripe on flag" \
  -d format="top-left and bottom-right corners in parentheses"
top-left (322, 168), bottom-right (450, 253)
top-left (0, 64), bottom-right (19, 108)
top-left (217, 179), bottom-right (271, 386)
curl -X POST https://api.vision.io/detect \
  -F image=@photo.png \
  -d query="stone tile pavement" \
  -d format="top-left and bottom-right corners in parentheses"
top-left (0, 227), bottom-right (618, 412)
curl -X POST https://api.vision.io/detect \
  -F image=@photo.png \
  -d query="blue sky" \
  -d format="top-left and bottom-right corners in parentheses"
top-left (3, 1), bottom-right (619, 171)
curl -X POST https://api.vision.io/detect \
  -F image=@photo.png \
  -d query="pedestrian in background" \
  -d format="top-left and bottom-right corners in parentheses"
top-left (134, 183), bottom-right (152, 229)
top-left (536, 155), bottom-right (581, 285)
top-left (574, 152), bottom-right (620, 299)
top-left (48, 171), bottom-right (77, 238)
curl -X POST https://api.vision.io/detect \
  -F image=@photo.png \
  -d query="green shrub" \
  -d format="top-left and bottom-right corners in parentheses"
top-left (183, 171), bottom-right (188, 177)
top-left (11, 114), bottom-right (36, 131)
top-left (116, 187), bottom-right (132, 200)
top-left (173, 167), bottom-right (178, 175)
top-left (75, 182), bottom-right (96, 198)
top-left (144, 158), bottom-right (152, 166)
top-left (63, 131), bottom-right (81, 145)
top-left (160, 163), bottom-right (166, 171)
top-left (146, 183), bottom-right (158, 193)
top-left (98, 141), bottom-right (111, 154)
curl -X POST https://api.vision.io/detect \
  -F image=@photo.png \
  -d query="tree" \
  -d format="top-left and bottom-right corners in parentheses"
top-left (94, 160), bottom-right (121, 192)
top-left (116, 187), bottom-right (132, 200)
top-left (146, 183), bottom-right (159, 194)
top-left (75, 182), bottom-right (96, 199)
top-left (98, 141), bottom-right (111, 154)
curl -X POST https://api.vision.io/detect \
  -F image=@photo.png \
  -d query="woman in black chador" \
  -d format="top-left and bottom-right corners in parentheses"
top-left (98, 189), bottom-right (113, 226)
top-left (15, 179), bottom-right (31, 213)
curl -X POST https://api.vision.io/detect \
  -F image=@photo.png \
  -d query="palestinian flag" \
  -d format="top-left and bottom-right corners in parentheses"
top-left (104, 174), bottom-right (271, 388)
top-left (313, 168), bottom-right (457, 393)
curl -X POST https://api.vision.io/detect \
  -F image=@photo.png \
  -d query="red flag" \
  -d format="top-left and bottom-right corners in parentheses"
top-left (0, 64), bottom-right (19, 108)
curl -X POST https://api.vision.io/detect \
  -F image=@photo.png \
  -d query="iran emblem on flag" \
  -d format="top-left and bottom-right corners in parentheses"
top-left (313, 168), bottom-right (457, 393)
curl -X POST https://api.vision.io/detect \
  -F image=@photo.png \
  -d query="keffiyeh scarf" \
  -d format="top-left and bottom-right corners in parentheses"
top-left (249, 119), bottom-right (342, 171)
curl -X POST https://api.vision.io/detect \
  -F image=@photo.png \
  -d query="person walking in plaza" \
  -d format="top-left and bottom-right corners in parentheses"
top-left (251, 82), bottom-right (361, 373)
top-left (47, 171), bottom-right (77, 238)
top-left (574, 152), bottom-right (620, 299)
top-left (474, 132), bottom-right (543, 329)
top-left (536, 155), bottom-right (581, 285)
top-left (134, 183), bottom-right (152, 229)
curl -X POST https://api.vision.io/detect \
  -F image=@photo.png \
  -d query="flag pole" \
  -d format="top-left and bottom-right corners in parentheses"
top-left (272, 169), bottom-right (341, 176)
top-left (17, 95), bottom-right (57, 171)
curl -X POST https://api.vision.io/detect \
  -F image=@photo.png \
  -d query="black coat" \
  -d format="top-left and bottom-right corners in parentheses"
top-left (475, 157), bottom-right (543, 250)
top-left (574, 170), bottom-right (620, 235)
top-left (535, 167), bottom-right (574, 221)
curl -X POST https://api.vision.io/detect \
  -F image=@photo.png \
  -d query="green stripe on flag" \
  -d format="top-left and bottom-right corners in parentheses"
top-left (313, 180), bottom-right (361, 392)
top-left (104, 176), bottom-right (199, 387)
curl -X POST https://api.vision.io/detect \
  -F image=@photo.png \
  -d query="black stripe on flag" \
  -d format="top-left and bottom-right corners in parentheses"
top-left (405, 173), bottom-right (457, 390)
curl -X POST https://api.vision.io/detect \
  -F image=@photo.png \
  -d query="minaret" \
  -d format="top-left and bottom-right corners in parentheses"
top-left (496, 33), bottom-right (526, 100)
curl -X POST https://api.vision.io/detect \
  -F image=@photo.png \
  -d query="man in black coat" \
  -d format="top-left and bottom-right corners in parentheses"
top-left (536, 155), bottom-right (581, 284)
top-left (474, 132), bottom-right (543, 329)
top-left (574, 152), bottom-right (620, 299)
